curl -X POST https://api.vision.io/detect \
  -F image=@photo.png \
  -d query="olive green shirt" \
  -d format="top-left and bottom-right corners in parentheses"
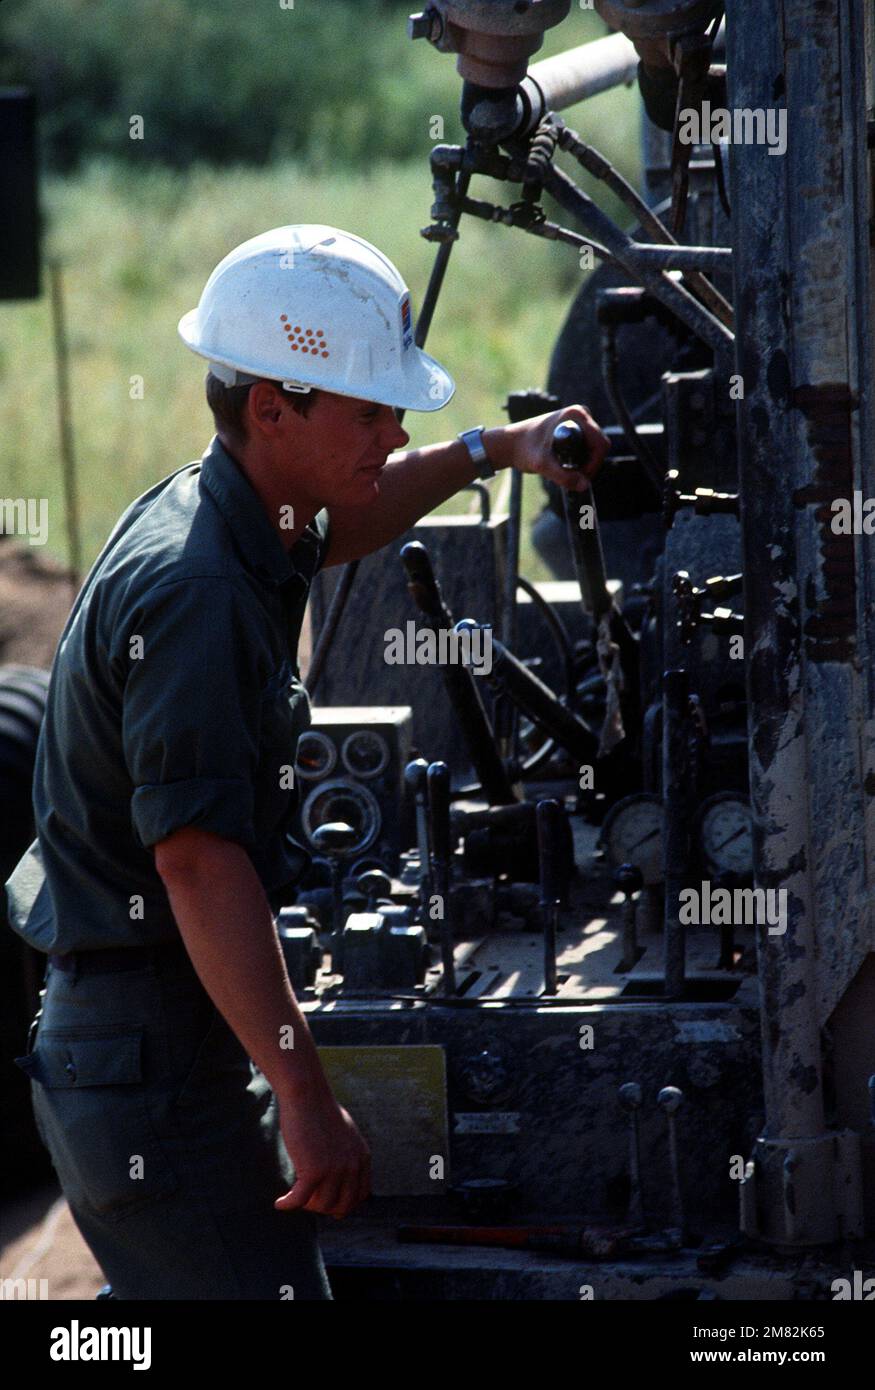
top-left (4, 436), bottom-right (330, 953)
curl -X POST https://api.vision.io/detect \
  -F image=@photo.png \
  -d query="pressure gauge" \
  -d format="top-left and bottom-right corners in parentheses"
top-left (294, 730), bottom-right (337, 780)
top-left (341, 729), bottom-right (389, 779)
top-left (598, 793), bottom-right (663, 886)
top-left (301, 780), bottom-right (381, 856)
top-left (694, 792), bottom-right (753, 877)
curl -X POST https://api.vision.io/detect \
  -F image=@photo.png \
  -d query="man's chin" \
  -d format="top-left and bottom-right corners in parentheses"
top-left (356, 472), bottom-right (382, 498)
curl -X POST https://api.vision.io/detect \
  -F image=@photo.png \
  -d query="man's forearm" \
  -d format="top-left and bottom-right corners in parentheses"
top-left (324, 428), bottom-right (512, 565)
top-left (159, 840), bottom-right (330, 1103)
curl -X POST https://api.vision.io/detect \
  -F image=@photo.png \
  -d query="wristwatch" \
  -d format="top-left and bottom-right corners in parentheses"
top-left (457, 425), bottom-right (495, 480)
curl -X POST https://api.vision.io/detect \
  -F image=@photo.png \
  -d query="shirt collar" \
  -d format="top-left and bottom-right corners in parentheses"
top-left (199, 435), bottom-right (323, 591)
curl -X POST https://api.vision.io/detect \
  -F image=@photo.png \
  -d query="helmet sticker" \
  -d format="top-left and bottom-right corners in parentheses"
top-left (400, 295), bottom-right (413, 351)
top-left (280, 315), bottom-right (330, 357)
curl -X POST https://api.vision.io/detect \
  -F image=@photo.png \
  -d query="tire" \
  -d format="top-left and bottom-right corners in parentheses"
top-left (0, 663), bottom-right (52, 1195)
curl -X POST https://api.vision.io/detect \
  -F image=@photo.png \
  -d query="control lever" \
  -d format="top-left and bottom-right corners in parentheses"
top-left (614, 863), bottom-right (643, 973)
top-left (311, 821), bottom-right (358, 973)
top-left (657, 1085), bottom-right (686, 1243)
top-left (401, 541), bottom-right (517, 805)
top-left (404, 758), bottom-right (432, 914)
top-left (618, 1082), bottom-right (646, 1230)
top-left (427, 760), bottom-right (456, 995)
top-left (553, 419), bottom-right (612, 626)
top-left (455, 619), bottom-right (598, 764)
top-left (536, 799), bottom-right (563, 996)
top-left (552, 420), bottom-right (639, 731)
top-left (356, 868), bottom-right (392, 914)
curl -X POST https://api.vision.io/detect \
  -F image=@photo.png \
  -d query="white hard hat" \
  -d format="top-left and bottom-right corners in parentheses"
top-left (178, 224), bottom-right (455, 413)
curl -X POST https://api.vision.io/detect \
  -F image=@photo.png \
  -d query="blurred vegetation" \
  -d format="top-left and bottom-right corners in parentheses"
top-left (0, 0), bottom-right (641, 576)
top-left (0, 0), bottom-right (610, 171)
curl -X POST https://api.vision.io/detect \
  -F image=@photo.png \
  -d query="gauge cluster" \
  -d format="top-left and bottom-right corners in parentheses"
top-left (295, 707), bottom-right (413, 871)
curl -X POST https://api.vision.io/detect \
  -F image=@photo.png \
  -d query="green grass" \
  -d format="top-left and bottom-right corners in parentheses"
top-left (1, 86), bottom-right (639, 579)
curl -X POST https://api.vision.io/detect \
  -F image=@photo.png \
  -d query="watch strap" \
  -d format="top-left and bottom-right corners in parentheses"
top-left (457, 425), bottom-right (495, 480)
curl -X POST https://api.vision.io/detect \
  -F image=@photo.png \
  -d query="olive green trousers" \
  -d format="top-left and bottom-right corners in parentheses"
top-left (15, 948), bottom-right (332, 1300)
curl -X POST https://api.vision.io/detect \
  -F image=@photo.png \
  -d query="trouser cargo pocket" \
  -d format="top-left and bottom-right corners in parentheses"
top-left (15, 1026), bottom-right (179, 1223)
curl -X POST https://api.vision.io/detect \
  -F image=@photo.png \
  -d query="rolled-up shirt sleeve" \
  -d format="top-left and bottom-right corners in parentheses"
top-left (121, 576), bottom-right (270, 851)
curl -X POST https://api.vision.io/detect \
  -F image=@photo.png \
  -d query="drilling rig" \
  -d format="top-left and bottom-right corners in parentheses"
top-left (3, 0), bottom-right (874, 1303)
top-left (288, 0), bottom-right (875, 1300)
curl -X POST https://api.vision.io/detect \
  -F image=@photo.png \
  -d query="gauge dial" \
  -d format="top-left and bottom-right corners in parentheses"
top-left (341, 729), bottom-right (389, 779)
top-left (695, 792), bottom-right (753, 877)
top-left (301, 779), bottom-right (382, 855)
top-left (599, 793), bottom-right (663, 886)
top-left (294, 730), bottom-right (337, 780)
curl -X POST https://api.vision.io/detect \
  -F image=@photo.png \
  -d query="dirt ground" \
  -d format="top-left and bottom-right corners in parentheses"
top-left (0, 538), bottom-right (101, 1293)
top-left (0, 1184), bottom-right (105, 1299)
top-left (0, 536), bottom-right (76, 670)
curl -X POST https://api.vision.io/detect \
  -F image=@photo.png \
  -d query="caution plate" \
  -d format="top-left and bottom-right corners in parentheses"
top-left (317, 1045), bottom-right (449, 1195)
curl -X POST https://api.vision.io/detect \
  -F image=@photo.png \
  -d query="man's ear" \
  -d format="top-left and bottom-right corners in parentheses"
top-left (247, 380), bottom-right (288, 436)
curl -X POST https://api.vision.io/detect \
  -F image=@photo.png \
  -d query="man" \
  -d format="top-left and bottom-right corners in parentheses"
top-left (5, 225), bottom-right (606, 1299)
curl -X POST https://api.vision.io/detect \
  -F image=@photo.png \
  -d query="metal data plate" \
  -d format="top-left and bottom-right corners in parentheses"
top-left (316, 1045), bottom-right (449, 1196)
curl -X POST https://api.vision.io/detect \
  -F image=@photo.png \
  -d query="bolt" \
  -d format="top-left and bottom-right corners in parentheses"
top-left (408, 8), bottom-right (439, 41)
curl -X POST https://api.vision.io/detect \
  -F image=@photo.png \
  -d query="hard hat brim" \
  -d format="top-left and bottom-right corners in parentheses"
top-left (179, 309), bottom-right (455, 413)
top-left (394, 347), bottom-right (456, 413)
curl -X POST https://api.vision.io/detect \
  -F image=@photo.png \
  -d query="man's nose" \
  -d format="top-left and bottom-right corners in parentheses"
top-left (386, 407), bottom-right (410, 450)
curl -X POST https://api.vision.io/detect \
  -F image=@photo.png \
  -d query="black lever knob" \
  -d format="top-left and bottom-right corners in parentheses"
top-left (615, 863), bottom-right (644, 900)
top-left (312, 822), bottom-right (358, 857)
top-left (551, 419), bottom-right (591, 472)
top-left (356, 869), bottom-right (391, 910)
top-left (536, 798), bottom-right (563, 904)
top-left (404, 757), bottom-right (429, 795)
top-left (427, 761), bottom-right (451, 864)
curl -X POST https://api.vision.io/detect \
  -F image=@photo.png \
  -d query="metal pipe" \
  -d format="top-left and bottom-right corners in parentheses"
top-left (623, 243), bottom-right (731, 272)
top-left (552, 120), bottom-right (734, 328)
top-left (542, 164), bottom-right (734, 357)
top-left (521, 32), bottom-right (639, 125)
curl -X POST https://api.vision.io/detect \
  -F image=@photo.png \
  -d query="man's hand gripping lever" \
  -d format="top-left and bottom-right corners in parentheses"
top-left (553, 419), bottom-right (640, 750)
